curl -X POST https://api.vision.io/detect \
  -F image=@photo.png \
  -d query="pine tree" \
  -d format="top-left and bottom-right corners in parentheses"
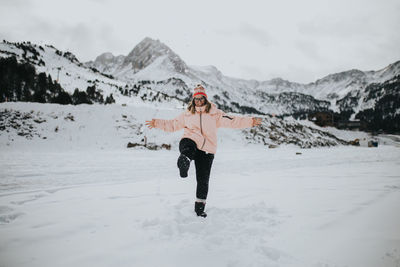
top-left (105, 93), bottom-right (115, 105)
top-left (72, 88), bottom-right (92, 104)
top-left (54, 91), bottom-right (72, 105)
top-left (22, 83), bottom-right (32, 101)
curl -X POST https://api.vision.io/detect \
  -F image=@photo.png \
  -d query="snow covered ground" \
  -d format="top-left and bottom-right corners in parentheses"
top-left (1, 145), bottom-right (400, 267)
top-left (1, 102), bottom-right (399, 267)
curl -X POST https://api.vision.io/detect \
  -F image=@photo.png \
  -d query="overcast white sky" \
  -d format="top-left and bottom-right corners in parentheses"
top-left (1, 0), bottom-right (399, 83)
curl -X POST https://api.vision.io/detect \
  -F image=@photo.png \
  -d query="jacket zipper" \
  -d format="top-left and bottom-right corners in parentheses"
top-left (200, 111), bottom-right (206, 149)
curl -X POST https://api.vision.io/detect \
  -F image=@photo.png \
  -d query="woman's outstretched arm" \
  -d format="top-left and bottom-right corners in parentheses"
top-left (145, 112), bottom-right (185, 132)
top-left (216, 110), bottom-right (261, 129)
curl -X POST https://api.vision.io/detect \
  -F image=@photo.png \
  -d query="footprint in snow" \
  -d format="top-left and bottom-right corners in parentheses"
top-left (0, 212), bottom-right (25, 224)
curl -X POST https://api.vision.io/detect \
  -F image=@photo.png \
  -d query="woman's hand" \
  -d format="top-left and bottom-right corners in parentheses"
top-left (145, 119), bottom-right (156, 129)
top-left (252, 117), bottom-right (262, 127)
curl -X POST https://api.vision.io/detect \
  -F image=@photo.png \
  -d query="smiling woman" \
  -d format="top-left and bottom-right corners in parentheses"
top-left (145, 84), bottom-right (261, 217)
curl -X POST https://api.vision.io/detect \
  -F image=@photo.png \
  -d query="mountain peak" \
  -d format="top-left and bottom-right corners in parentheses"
top-left (375, 60), bottom-right (400, 79)
top-left (140, 37), bottom-right (162, 46)
top-left (88, 52), bottom-right (125, 74)
top-left (314, 69), bottom-right (366, 85)
top-left (95, 52), bottom-right (115, 63)
top-left (122, 37), bottom-right (188, 73)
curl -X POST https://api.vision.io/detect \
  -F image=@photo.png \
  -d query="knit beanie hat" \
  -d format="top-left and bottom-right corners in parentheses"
top-left (193, 84), bottom-right (207, 99)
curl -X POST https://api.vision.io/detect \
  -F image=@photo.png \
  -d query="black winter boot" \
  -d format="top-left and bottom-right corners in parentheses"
top-left (177, 154), bottom-right (191, 178)
top-left (194, 202), bottom-right (207, 217)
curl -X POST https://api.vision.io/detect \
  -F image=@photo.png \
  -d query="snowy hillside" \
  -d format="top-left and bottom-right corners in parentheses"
top-left (0, 102), bottom-right (363, 152)
top-left (0, 41), bottom-right (191, 110)
top-left (0, 41), bottom-right (124, 100)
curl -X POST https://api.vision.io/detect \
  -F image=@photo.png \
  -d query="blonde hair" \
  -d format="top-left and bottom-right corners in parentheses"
top-left (187, 97), bottom-right (212, 114)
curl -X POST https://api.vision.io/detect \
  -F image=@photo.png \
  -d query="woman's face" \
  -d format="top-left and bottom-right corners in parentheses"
top-left (194, 96), bottom-right (206, 107)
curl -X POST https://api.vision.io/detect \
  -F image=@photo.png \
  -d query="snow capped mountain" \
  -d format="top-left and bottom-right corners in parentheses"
top-left (86, 37), bottom-right (190, 82)
top-left (1, 38), bottom-right (399, 130)
top-left (84, 37), bottom-right (399, 119)
top-left (86, 52), bottom-right (125, 74)
top-left (370, 60), bottom-right (400, 82)
top-left (123, 37), bottom-right (188, 73)
top-left (0, 41), bottom-right (125, 99)
top-left (0, 40), bottom-right (188, 109)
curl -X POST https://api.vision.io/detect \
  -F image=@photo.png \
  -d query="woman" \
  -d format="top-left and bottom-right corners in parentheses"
top-left (145, 84), bottom-right (261, 217)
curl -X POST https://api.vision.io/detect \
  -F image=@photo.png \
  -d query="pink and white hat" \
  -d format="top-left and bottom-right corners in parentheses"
top-left (193, 84), bottom-right (207, 99)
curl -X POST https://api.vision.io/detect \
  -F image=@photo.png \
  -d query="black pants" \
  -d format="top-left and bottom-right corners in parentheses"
top-left (179, 138), bottom-right (215, 200)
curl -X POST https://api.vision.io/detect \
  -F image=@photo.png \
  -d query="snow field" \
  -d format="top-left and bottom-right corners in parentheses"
top-left (1, 146), bottom-right (400, 267)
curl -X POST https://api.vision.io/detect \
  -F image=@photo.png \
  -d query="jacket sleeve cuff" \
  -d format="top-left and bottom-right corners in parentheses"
top-left (246, 117), bottom-right (254, 128)
top-left (154, 119), bottom-right (163, 129)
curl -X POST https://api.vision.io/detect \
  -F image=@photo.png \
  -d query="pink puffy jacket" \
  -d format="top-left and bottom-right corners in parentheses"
top-left (154, 103), bottom-right (254, 154)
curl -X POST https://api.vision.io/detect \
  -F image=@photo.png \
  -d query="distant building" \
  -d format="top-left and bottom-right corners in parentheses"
top-left (337, 120), bottom-right (366, 130)
top-left (308, 111), bottom-right (366, 130)
top-left (308, 112), bottom-right (340, 127)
